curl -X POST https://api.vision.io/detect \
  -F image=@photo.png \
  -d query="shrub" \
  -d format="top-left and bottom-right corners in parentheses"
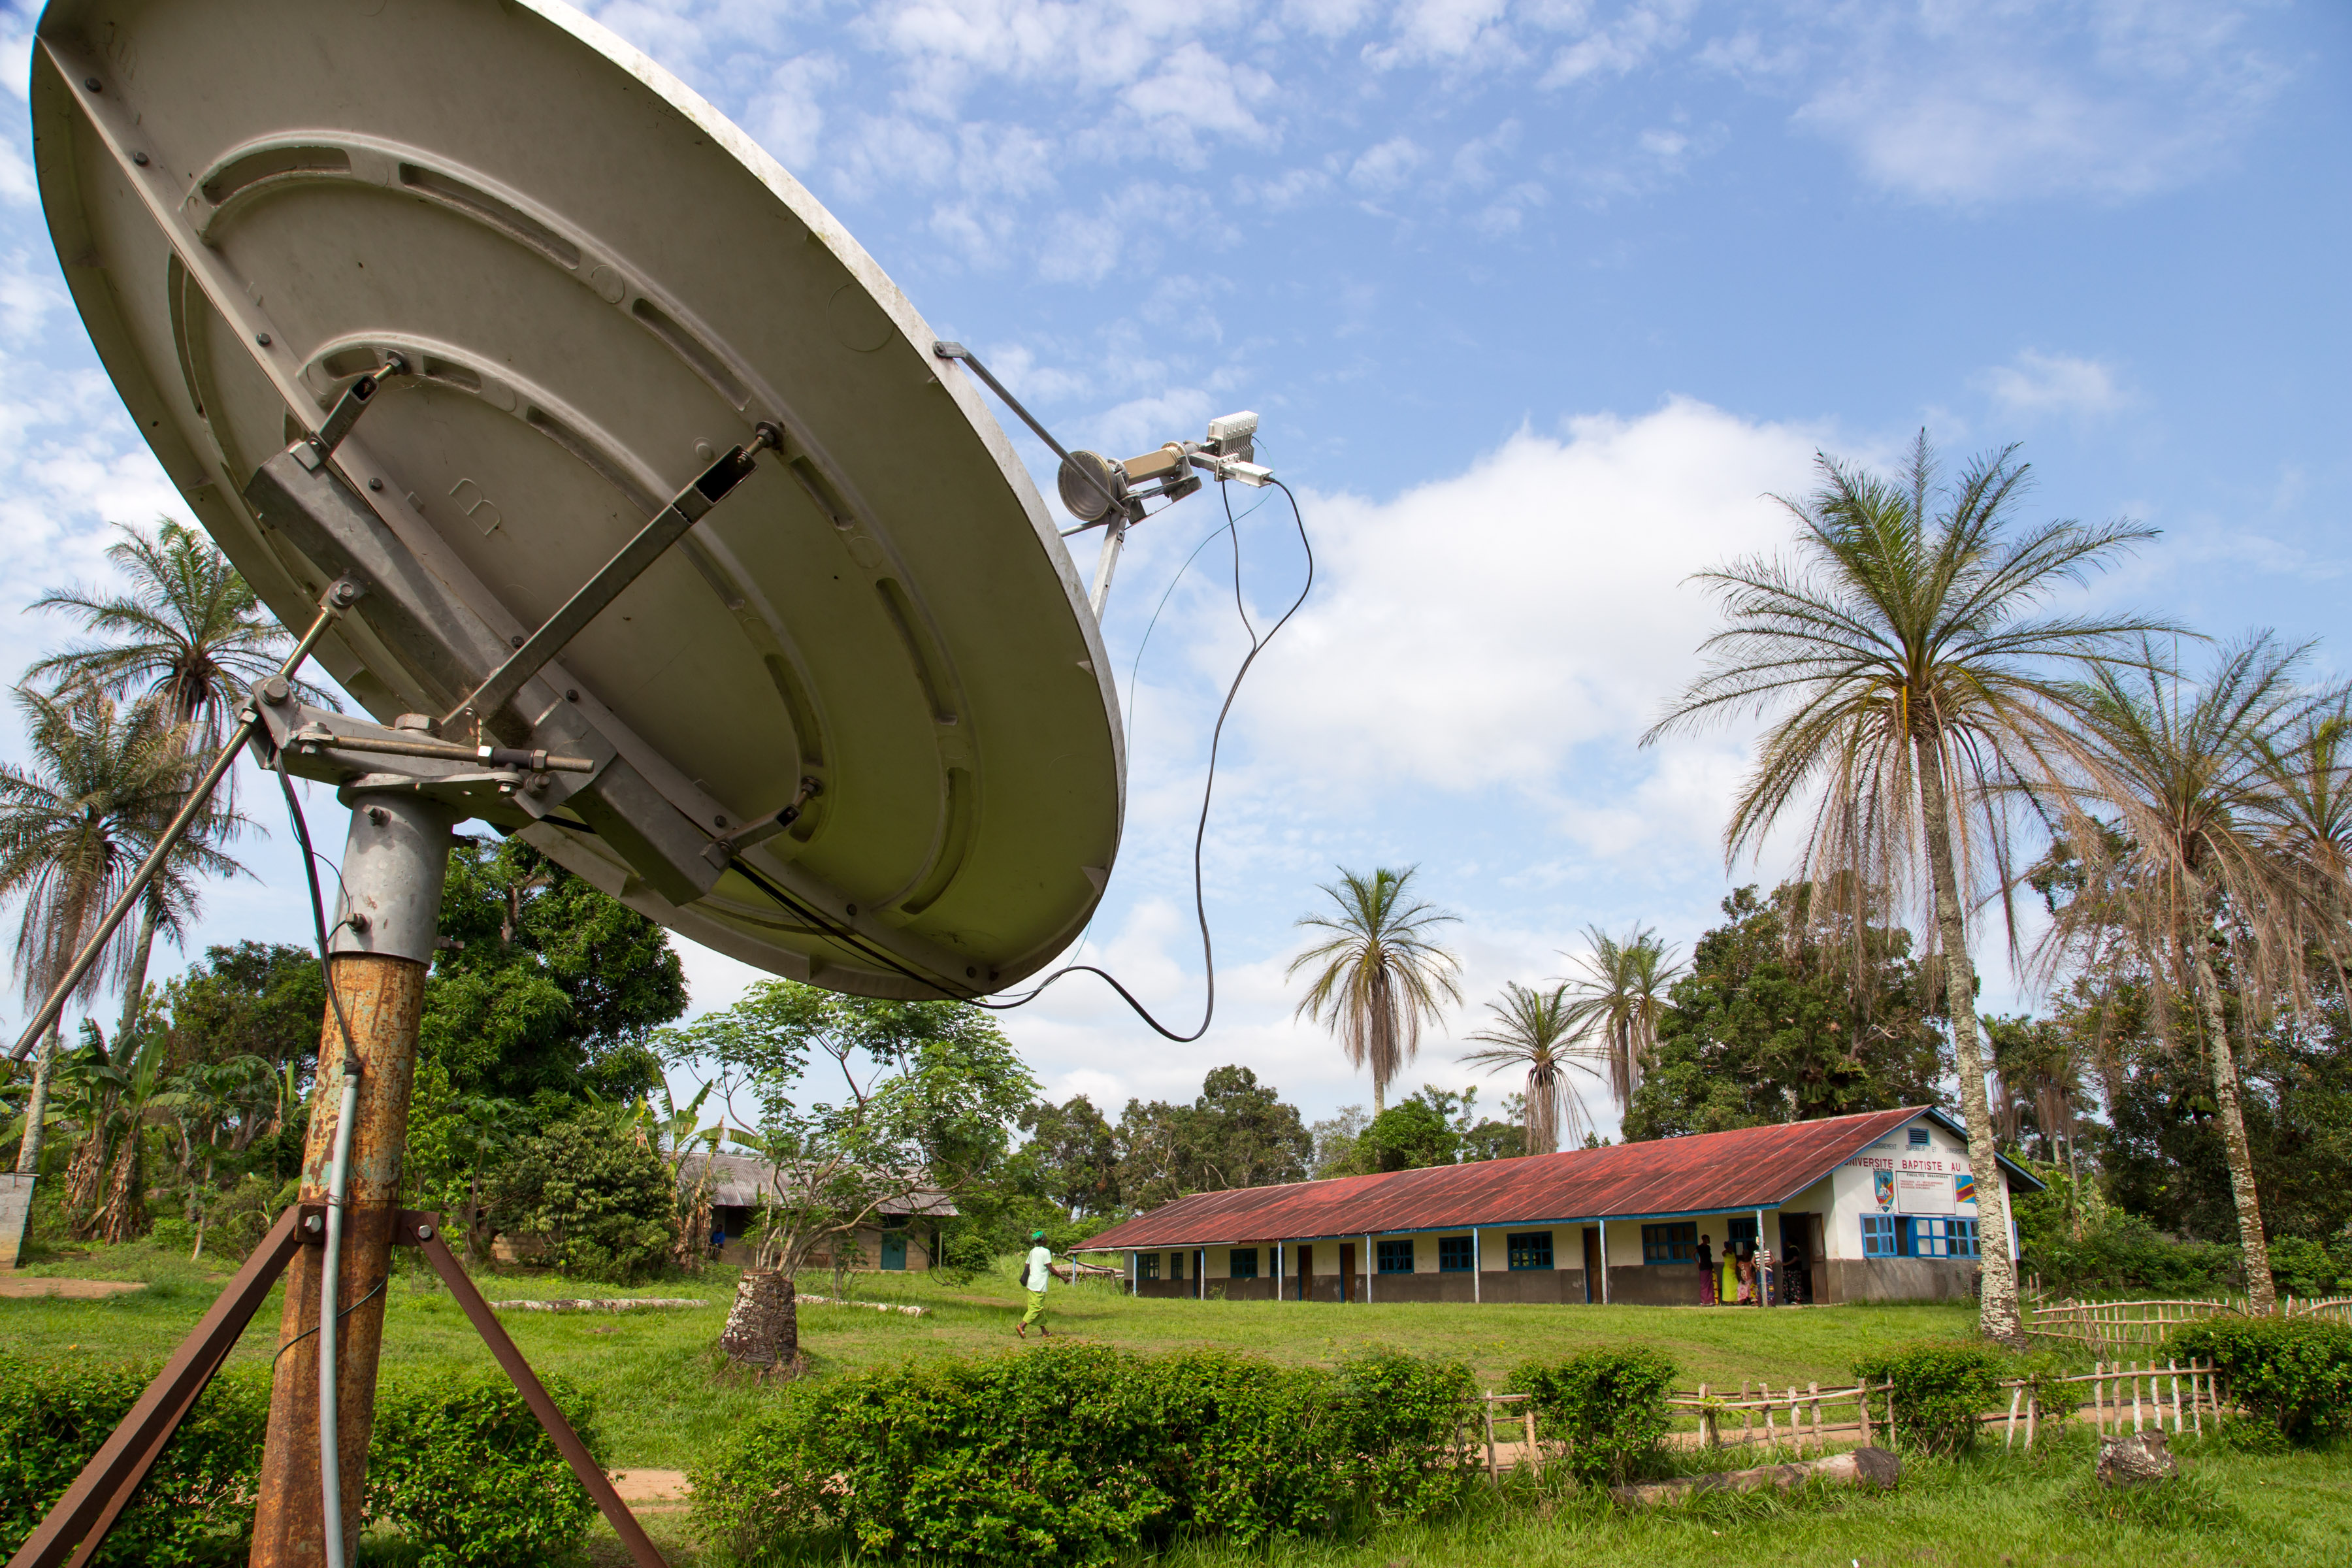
top-left (368, 1371), bottom-right (602, 1567)
top-left (2265, 1235), bottom-right (2352, 1299)
top-left (0, 1352), bottom-right (267, 1565)
top-left (1852, 1340), bottom-right (2002, 1456)
top-left (1504, 1347), bottom-right (1678, 1486)
top-left (687, 1343), bottom-right (1475, 1565)
top-left (147, 1216), bottom-right (195, 1254)
top-left (932, 1230), bottom-right (996, 1284)
top-left (2021, 1212), bottom-right (2238, 1298)
top-left (485, 1114), bottom-right (675, 1282)
top-left (1, 1357), bottom-right (598, 1567)
top-left (2172, 1315), bottom-right (2352, 1444)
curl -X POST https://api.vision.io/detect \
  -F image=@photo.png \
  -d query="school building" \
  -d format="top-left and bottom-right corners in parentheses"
top-left (1082, 1106), bottom-right (2040, 1306)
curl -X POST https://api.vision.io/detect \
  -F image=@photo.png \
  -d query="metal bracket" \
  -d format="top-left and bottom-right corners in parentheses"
top-left (291, 353), bottom-right (408, 473)
top-left (441, 424), bottom-right (781, 740)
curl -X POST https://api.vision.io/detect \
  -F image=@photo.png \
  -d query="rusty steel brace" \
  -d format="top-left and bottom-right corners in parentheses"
top-left (7, 1209), bottom-right (668, 1568)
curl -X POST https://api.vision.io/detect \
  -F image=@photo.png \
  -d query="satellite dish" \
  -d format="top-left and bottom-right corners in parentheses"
top-left (30, 0), bottom-right (1125, 999)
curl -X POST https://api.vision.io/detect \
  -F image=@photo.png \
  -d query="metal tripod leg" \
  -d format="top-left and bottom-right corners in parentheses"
top-left (393, 1212), bottom-right (668, 1568)
top-left (8, 1204), bottom-right (319, 1568)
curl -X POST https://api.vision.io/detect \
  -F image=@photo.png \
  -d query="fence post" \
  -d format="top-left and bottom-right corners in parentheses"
top-left (2166, 1358), bottom-right (2181, 1434)
top-left (1857, 1384), bottom-right (1873, 1450)
top-left (1739, 1380), bottom-right (1752, 1446)
top-left (2004, 1385), bottom-right (2021, 1450)
top-left (2025, 1389), bottom-right (2037, 1450)
top-left (1697, 1383), bottom-right (1714, 1448)
top-left (1808, 1381), bottom-right (1822, 1455)
top-left (1482, 1392), bottom-right (1499, 1483)
top-left (2131, 1361), bottom-right (2144, 1433)
top-left (1526, 1405), bottom-right (1541, 1480)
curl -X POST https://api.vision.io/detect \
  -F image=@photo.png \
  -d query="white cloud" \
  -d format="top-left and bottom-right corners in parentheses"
top-left (748, 53), bottom-right (842, 170)
top-left (1793, 1), bottom-right (2292, 201)
top-left (1348, 135), bottom-right (1427, 194)
top-left (1540, 0), bottom-right (1693, 88)
top-left (1977, 349), bottom-right (2127, 417)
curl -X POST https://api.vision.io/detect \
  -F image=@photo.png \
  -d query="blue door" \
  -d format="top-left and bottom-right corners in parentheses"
top-left (880, 1229), bottom-right (908, 1270)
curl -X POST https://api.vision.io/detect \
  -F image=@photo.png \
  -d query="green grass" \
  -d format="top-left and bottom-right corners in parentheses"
top-left (12, 1241), bottom-right (2351, 1565)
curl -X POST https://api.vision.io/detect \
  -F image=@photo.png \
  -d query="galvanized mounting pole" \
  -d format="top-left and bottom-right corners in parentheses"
top-left (5, 582), bottom-right (357, 1064)
top-left (249, 790), bottom-right (457, 1568)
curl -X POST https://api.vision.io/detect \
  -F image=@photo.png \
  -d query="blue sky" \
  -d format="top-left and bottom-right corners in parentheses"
top-left (2, 1), bottom-right (2346, 1135)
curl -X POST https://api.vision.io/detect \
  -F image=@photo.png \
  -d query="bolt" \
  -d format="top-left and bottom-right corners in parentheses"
top-left (303, 1214), bottom-right (324, 1235)
top-left (367, 806), bottom-right (389, 826)
top-left (966, 966), bottom-right (977, 979)
top-left (564, 689), bottom-right (579, 702)
top-left (346, 912), bottom-right (371, 933)
top-left (713, 815), bottom-right (727, 828)
top-left (256, 332), bottom-right (271, 346)
top-left (131, 150), bottom-right (149, 167)
top-left (82, 77), bottom-right (100, 92)
top-left (846, 904), bottom-right (858, 917)
top-left (510, 634), bottom-right (525, 649)
top-left (259, 676), bottom-right (291, 706)
top-left (368, 477), bottom-right (383, 491)
top-left (329, 580), bottom-right (362, 606)
top-left (416, 1223), bottom-right (436, 1241)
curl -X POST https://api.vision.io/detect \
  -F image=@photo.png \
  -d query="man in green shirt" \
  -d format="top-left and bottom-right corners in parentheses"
top-left (1016, 1230), bottom-right (1053, 1337)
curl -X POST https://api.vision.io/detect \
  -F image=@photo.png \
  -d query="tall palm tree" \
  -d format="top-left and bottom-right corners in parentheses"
top-left (1460, 981), bottom-right (1603, 1154)
top-left (26, 521), bottom-right (285, 1044)
top-left (1645, 433), bottom-right (2171, 1346)
top-left (2036, 637), bottom-right (2346, 1314)
top-left (1560, 924), bottom-right (1684, 1111)
top-left (1288, 866), bottom-right (1462, 1114)
top-left (2248, 699), bottom-right (2352, 1000)
top-left (0, 685), bottom-right (241, 1174)
top-left (29, 519), bottom-right (327, 760)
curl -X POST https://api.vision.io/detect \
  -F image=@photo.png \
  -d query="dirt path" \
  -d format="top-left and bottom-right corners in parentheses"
top-left (611, 1470), bottom-right (691, 1512)
top-left (0, 1277), bottom-right (148, 1299)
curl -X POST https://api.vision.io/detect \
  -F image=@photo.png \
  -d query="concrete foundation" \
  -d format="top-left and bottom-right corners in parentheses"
top-left (1822, 1258), bottom-right (1981, 1302)
top-left (0, 1174), bottom-right (33, 1269)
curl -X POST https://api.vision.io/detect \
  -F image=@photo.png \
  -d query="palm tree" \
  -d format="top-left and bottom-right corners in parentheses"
top-left (29, 521), bottom-right (293, 1047)
top-left (29, 519), bottom-right (327, 762)
top-left (1459, 981), bottom-right (1603, 1154)
top-left (1560, 924), bottom-right (1684, 1111)
top-left (0, 685), bottom-right (241, 1175)
top-left (2035, 637), bottom-right (2346, 1313)
top-left (1288, 866), bottom-right (1462, 1114)
top-left (2249, 698), bottom-right (2352, 1001)
top-left (1644, 433), bottom-right (2172, 1346)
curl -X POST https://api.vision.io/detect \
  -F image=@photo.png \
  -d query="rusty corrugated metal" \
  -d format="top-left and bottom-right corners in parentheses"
top-left (1085, 1106), bottom-right (1938, 1249)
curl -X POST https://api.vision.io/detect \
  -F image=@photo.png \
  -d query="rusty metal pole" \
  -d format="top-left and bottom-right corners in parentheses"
top-left (251, 789), bottom-right (455, 1567)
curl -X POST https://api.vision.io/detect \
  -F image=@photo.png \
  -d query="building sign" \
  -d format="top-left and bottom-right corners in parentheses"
top-left (1873, 1169), bottom-right (1895, 1211)
top-left (1897, 1172), bottom-right (1954, 1215)
top-left (1953, 1171), bottom-right (1976, 1206)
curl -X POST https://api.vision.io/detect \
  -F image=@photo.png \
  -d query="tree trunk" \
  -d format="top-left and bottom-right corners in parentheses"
top-left (12, 1023), bottom-right (59, 1173)
top-left (719, 1270), bottom-right (799, 1371)
top-left (2186, 929), bottom-right (2276, 1313)
top-left (95, 1126), bottom-right (146, 1243)
top-left (1912, 735), bottom-right (2025, 1347)
top-left (114, 901), bottom-right (158, 1052)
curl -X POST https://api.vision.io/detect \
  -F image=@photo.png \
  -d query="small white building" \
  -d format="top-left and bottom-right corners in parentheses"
top-left (678, 1151), bottom-right (956, 1272)
top-left (1083, 1106), bottom-right (2039, 1306)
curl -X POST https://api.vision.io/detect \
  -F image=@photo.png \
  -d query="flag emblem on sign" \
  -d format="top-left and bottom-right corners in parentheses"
top-left (1953, 1172), bottom-right (1976, 1205)
top-left (1874, 1169), bottom-right (1895, 1211)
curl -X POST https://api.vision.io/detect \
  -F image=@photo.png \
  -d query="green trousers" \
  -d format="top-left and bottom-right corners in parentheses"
top-left (1021, 1288), bottom-right (1047, 1326)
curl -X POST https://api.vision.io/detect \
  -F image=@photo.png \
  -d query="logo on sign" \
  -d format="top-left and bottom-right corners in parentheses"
top-left (1873, 1169), bottom-right (1895, 1211)
top-left (1954, 1172), bottom-right (1976, 1206)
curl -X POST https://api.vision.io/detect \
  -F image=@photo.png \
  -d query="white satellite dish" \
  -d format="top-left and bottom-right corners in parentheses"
top-left (30, 0), bottom-right (1125, 998)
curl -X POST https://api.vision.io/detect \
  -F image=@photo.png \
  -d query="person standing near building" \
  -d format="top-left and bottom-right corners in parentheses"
top-left (1016, 1229), bottom-right (1054, 1338)
top-left (1695, 1232), bottom-right (1716, 1305)
top-left (1757, 1247), bottom-right (1776, 1307)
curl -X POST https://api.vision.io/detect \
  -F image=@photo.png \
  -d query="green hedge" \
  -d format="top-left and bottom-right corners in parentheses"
top-left (687, 1343), bottom-right (1476, 1565)
top-left (0, 1354), bottom-right (602, 1567)
top-left (2173, 1315), bottom-right (2352, 1444)
top-left (1504, 1347), bottom-right (1678, 1486)
top-left (0, 1352), bottom-right (266, 1565)
top-left (1852, 1340), bottom-right (2004, 1456)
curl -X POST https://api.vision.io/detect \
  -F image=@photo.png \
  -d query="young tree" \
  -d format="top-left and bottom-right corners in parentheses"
top-left (659, 980), bottom-right (1036, 1370)
top-left (2036, 637), bottom-right (2348, 1313)
top-left (1646, 434), bottom-right (2168, 1345)
top-left (1560, 926), bottom-right (1684, 1111)
top-left (1460, 981), bottom-right (1603, 1154)
top-left (1288, 866), bottom-right (1462, 1114)
top-left (1017, 1094), bottom-right (1122, 1218)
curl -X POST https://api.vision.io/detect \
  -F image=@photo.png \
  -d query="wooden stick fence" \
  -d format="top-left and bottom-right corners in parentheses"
top-left (2029, 1292), bottom-right (2352, 1351)
top-left (1673, 1381), bottom-right (1891, 1456)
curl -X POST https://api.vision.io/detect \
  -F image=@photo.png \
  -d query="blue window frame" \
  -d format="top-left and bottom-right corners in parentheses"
top-left (1910, 1218), bottom-right (1980, 1258)
top-left (1168, 1250), bottom-right (1184, 1280)
top-left (1438, 1235), bottom-right (1475, 1273)
top-left (1377, 1238), bottom-right (1414, 1274)
top-left (1228, 1248), bottom-right (1258, 1279)
top-left (1507, 1232), bottom-right (1553, 1271)
top-left (1642, 1222), bottom-right (1697, 1264)
top-left (1861, 1216), bottom-right (1899, 1258)
top-left (1139, 1253), bottom-right (1160, 1281)
top-left (1908, 1126), bottom-right (1931, 1148)
top-left (1727, 1217), bottom-right (1759, 1248)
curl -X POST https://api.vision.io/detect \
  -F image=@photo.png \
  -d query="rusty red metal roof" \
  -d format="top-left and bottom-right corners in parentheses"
top-left (1083, 1106), bottom-right (2030, 1250)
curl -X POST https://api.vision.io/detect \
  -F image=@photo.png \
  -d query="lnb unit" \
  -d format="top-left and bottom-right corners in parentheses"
top-left (1056, 411), bottom-right (1274, 526)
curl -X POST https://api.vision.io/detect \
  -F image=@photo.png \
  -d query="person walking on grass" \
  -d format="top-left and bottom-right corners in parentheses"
top-left (1695, 1231), bottom-right (1716, 1306)
top-left (1016, 1230), bottom-right (1054, 1338)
